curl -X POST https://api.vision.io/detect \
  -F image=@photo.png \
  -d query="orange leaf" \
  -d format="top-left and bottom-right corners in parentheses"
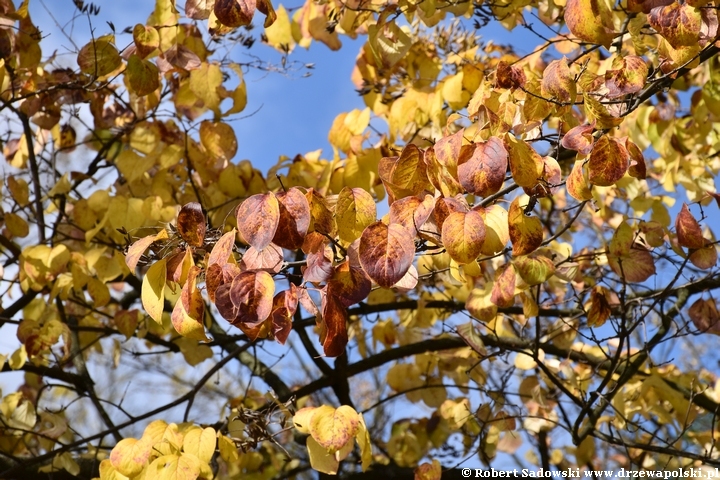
top-left (490, 264), bottom-right (516, 308)
top-left (541, 58), bottom-right (576, 103)
top-left (457, 137), bottom-right (508, 197)
top-left (588, 135), bottom-right (629, 187)
top-left (587, 286), bottom-right (611, 327)
top-left (508, 197), bottom-right (543, 256)
top-left (675, 203), bottom-right (705, 249)
top-left (208, 229), bottom-right (237, 266)
top-left (561, 122), bottom-right (595, 155)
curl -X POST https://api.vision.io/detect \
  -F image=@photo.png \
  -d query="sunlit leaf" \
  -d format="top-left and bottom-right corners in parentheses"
top-left (236, 192), bottom-right (280, 251)
top-left (441, 210), bottom-right (486, 264)
top-left (508, 197), bottom-right (543, 256)
top-left (142, 258), bottom-right (167, 324)
top-left (359, 222), bottom-right (415, 288)
top-left (588, 135), bottom-right (629, 187)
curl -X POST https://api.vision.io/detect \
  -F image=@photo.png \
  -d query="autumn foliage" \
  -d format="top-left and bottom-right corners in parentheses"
top-left (1, 0), bottom-right (720, 478)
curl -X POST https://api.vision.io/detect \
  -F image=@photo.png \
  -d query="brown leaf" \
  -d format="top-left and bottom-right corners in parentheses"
top-left (587, 286), bottom-right (611, 327)
top-left (675, 203), bottom-right (705, 249)
top-left (688, 298), bottom-right (720, 334)
top-left (228, 270), bottom-right (275, 326)
top-left (359, 222), bottom-right (415, 288)
top-left (496, 61), bottom-right (526, 90)
top-left (214, 0), bottom-right (256, 27)
top-left (162, 45), bottom-right (202, 71)
top-left (177, 202), bottom-right (206, 247)
top-left (588, 135), bottom-right (629, 187)
top-left (326, 260), bottom-right (372, 307)
top-left (561, 122), bottom-right (595, 155)
top-left (185, 0), bottom-right (215, 19)
top-left (457, 137), bottom-right (508, 197)
top-left (608, 245), bottom-right (656, 282)
top-left (273, 187), bottom-right (310, 250)
top-left (206, 264), bottom-right (223, 303)
top-left (689, 244), bottom-right (717, 270)
top-left (236, 193), bottom-right (280, 251)
top-left (321, 294), bottom-right (348, 357)
top-left (270, 286), bottom-right (298, 345)
top-left (625, 138), bottom-right (647, 179)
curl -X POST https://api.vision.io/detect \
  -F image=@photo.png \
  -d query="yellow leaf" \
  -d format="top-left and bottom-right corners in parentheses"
top-left (148, 453), bottom-right (201, 480)
top-left (98, 459), bottom-right (130, 480)
top-left (335, 187), bottom-right (376, 245)
top-left (189, 62), bottom-right (223, 116)
top-left (182, 427), bottom-right (216, 464)
top-left (199, 120), bottom-right (237, 162)
top-left (264, 5), bottom-right (295, 52)
top-left (355, 413), bottom-right (373, 471)
top-left (292, 407), bottom-right (316, 434)
top-left (8, 345), bottom-right (26, 370)
top-left (110, 438), bottom-right (152, 477)
top-left (309, 405), bottom-right (360, 453)
top-left (142, 258), bottom-right (167, 324)
top-left (217, 434), bottom-right (239, 462)
top-left (306, 436), bottom-right (339, 475)
top-left (224, 64), bottom-right (247, 116)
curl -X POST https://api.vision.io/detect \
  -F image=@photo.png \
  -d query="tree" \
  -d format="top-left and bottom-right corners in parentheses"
top-left (0, 0), bottom-right (719, 478)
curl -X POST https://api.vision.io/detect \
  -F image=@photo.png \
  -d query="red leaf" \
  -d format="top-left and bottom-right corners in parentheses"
top-left (321, 294), bottom-right (348, 357)
top-left (208, 229), bottom-right (236, 266)
top-left (273, 187), bottom-right (311, 250)
top-left (359, 222), bottom-right (415, 288)
top-left (457, 137), bottom-right (508, 197)
top-left (236, 193), bottom-right (280, 251)
top-left (228, 270), bottom-right (275, 327)
top-left (561, 122), bottom-right (595, 155)
top-left (326, 260), bottom-right (372, 308)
